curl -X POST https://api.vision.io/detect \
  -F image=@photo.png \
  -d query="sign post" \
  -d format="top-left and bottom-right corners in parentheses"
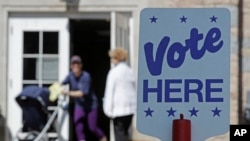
top-left (137, 8), bottom-right (230, 141)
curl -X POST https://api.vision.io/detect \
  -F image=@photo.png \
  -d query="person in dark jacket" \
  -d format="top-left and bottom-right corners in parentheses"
top-left (62, 55), bottom-right (107, 141)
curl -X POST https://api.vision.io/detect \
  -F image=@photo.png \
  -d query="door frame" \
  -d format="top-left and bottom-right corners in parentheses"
top-left (69, 12), bottom-right (133, 141)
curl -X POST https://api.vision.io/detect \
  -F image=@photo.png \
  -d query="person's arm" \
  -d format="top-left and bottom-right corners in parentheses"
top-left (103, 70), bottom-right (116, 118)
top-left (67, 72), bottom-right (91, 98)
top-left (61, 74), bottom-right (70, 95)
top-left (62, 87), bottom-right (84, 97)
top-left (62, 74), bottom-right (70, 85)
top-left (68, 90), bottom-right (83, 97)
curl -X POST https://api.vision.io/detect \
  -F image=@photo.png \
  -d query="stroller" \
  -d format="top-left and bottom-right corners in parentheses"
top-left (16, 85), bottom-right (59, 141)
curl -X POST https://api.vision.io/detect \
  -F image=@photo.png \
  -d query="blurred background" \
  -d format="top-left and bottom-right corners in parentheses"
top-left (0, 0), bottom-right (249, 141)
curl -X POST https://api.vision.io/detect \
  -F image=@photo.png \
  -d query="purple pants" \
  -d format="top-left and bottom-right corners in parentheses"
top-left (74, 108), bottom-right (105, 141)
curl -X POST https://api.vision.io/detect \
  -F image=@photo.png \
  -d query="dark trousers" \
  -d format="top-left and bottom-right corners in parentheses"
top-left (113, 114), bottom-right (133, 141)
top-left (74, 108), bottom-right (105, 141)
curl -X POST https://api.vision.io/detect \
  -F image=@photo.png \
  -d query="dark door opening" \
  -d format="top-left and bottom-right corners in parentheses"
top-left (69, 19), bottom-right (110, 141)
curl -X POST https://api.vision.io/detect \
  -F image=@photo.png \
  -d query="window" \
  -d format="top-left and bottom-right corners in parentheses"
top-left (23, 31), bottom-right (59, 87)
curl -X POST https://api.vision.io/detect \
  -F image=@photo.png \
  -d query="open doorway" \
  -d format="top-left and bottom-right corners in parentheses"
top-left (69, 19), bottom-right (111, 141)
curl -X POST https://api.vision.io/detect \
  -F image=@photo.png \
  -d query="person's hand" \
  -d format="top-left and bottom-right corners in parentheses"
top-left (61, 89), bottom-right (67, 95)
top-left (61, 86), bottom-right (69, 95)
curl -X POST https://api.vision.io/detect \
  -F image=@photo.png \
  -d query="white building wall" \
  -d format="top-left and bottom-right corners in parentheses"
top-left (0, 1), bottom-right (8, 140)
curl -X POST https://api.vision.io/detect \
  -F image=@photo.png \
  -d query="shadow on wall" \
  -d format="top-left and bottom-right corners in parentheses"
top-left (61, 0), bottom-right (80, 11)
top-left (243, 92), bottom-right (250, 124)
top-left (0, 113), bottom-right (6, 141)
top-left (0, 109), bottom-right (14, 141)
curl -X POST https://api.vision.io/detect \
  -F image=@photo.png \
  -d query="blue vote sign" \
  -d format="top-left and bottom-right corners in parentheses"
top-left (137, 8), bottom-right (230, 141)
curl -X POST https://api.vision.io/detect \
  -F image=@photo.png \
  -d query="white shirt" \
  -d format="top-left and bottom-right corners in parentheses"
top-left (103, 62), bottom-right (137, 118)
